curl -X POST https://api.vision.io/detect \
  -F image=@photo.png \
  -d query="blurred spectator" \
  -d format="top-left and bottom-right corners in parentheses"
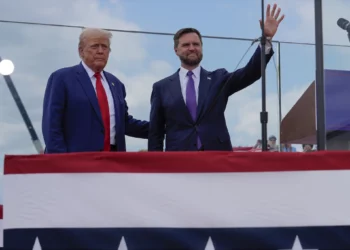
top-left (281, 143), bottom-right (297, 152)
top-left (268, 135), bottom-right (279, 152)
top-left (253, 139), bottom-right (262, 149)
top-left (302, 144), bottom-right (314, 152)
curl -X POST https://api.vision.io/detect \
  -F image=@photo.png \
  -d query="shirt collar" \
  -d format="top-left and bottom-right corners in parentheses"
top-left (179, 65), bottom-right (201, 79)
top-left (81, 61), bottom-right (107, 82)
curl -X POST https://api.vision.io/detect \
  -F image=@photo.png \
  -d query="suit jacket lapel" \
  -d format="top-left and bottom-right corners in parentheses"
top-left (76, 64), bottom-right (103, 125)
top-left (197, 68), bottom-right (212, 120)
top-left (168, 71), bottom-right (193, 122)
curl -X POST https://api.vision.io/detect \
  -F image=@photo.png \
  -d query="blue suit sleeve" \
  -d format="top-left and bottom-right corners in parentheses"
top-left (225, 46), bottom-right (274, 96)
top-left (122, 84), bottom-right (149, 139)
top-left (148, 83), bottom-right (165, 151)
top-left (42, 73), bottom-right (67, 153)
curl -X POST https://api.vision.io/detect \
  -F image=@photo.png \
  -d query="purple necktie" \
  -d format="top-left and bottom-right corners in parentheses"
top-left (186, 71), bottom-right (202, 149)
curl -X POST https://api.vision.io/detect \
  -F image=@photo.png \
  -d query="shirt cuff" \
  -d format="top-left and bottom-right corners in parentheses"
top-left (258, 38), bottom-right (272, 54)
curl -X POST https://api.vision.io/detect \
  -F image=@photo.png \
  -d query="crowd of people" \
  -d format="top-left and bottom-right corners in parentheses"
top-left (233, 135), bottom-right (315, 152)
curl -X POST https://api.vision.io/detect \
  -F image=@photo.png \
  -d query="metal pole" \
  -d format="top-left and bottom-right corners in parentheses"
top-left (314, 0), bottom-right (326, 150)
top-left (0, 57), bottom-right (44, 153)
top-left (277, 42), bottom-right (282, 152)
top-left (260, 0), bottom-right (268, 151)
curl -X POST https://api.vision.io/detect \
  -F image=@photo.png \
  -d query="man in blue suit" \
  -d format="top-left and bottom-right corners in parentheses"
top-left (42, 28), bottom-right (148, 153)
top-left (148, 3), bottom-right (284, 151)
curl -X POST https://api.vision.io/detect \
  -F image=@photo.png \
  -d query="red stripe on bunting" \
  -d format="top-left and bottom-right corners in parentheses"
top-left (4, 151), bottom-right (350, 174)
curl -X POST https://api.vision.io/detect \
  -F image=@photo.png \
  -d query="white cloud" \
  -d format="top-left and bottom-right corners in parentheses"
top-left (111, 60), bottom-right (174, 151)
top-left (229, 81), bottom-right (309, 147)
top-left (270, 0), bottom-right (350, 45)
top-left (114, 60), bottom-right (174, 110)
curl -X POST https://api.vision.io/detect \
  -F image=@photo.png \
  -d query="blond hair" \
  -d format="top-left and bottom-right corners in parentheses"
top-left (78, 28), bottom-right (113, 50)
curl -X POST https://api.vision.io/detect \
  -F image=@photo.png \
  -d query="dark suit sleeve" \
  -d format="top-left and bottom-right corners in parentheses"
top-left (122, 84), bottom-right (149, 139)
top-left (42, 72), bottom-right (68, 153)
top-left (148, 83), bottom-right (165, 151)
top-left (225, 46), bottom-right (273, 96)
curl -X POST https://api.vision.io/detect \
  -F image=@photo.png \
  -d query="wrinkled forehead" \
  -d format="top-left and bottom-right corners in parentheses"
top-left (178, 33), bottom-right (201, 45)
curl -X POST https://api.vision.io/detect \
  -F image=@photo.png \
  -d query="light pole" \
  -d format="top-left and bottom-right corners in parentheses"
top-left (259, 0), bottom-right (269, 151)
top-left (314, 0), bottom-right (326, 150)
top-left (0, 57), bottom-right (44, 153)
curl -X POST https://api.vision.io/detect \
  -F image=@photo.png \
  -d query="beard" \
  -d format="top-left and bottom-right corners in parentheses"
top-left (179, 52), bottom-right (203, 66)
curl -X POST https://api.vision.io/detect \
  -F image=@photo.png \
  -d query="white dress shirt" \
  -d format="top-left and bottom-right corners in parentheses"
top-left (81, 61), bottom-right (116, 145)
top-left (178, 43), bottom-right (272, 103)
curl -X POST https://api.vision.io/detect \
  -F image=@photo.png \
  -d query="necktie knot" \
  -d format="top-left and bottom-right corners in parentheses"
top-left (94, 72), bottom-right (101, 79)
top-left (187, 71), bottom-right (194, 77)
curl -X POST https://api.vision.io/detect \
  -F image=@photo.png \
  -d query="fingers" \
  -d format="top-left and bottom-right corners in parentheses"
top-left (266, 4), bottom-right (270, 17)
top-left (274, 7), bottom-right (281, 20)
top-left (271, 3), bottom-right (277, 17)
top-left (277, 14), bottom-right (285, 24)
top-left (266, 3), bottom-right (284, 24)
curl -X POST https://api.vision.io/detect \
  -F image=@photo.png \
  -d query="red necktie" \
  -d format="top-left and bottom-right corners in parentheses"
top-left (94, 72), bottom-right (110, 151)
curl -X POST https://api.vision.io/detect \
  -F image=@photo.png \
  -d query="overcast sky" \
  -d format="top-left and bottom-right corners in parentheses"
top-left (1, 0), bottom-right (350, 202)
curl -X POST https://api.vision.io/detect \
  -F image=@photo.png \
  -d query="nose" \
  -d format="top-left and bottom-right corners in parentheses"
top-left (189, 44), bottom-right (196, 50)
top-left (97, 46), bottom-right (104, 53)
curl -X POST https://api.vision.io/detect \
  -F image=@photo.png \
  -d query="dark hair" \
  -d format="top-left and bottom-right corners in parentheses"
top-left (173, 28), bottom-right (202, 48)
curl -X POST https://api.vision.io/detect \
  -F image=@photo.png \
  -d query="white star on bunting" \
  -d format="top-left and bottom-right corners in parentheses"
top-left (32, 237), bottom-right (42, 250)
top-left (118, 236), bottom-right (128, 250)
top-left (204, 237), bottom-right (215, 250)
top-left (280, 235), bottom-right (318, 250)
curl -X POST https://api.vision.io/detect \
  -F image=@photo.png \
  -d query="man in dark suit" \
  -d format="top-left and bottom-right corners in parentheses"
top-left (42, 28), bottom-right (148, 153)
top-left (148, 4), bottom-right (284, 151)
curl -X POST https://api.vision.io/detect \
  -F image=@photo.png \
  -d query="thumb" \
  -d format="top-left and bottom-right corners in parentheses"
top-left (259, 20), bottom-right (262, 29)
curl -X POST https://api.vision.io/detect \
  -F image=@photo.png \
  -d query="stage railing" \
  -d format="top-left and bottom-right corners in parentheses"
top-left (3, 151), bottom-right (350, 249)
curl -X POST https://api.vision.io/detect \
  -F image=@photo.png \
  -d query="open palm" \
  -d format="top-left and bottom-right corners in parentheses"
top-left (260, 4), bottom-right (285, 38)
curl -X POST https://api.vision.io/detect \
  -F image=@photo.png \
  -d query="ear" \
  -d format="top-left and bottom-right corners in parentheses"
top-left (174, 47), bottom-right (178, 55)
top-left (78, 47), bottom-right (84, 58)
